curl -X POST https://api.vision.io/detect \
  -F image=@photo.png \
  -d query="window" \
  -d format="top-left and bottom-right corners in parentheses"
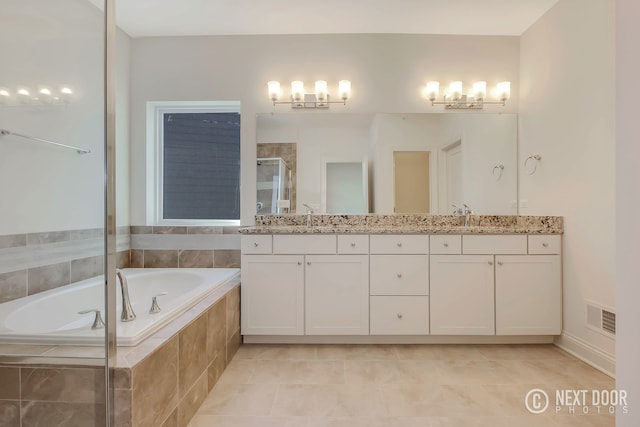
top-left (147, 101), bottom-right (241, 225)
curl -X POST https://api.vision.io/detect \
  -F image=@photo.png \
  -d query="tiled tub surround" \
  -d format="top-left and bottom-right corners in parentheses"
top-left (129, 226), bottom-right (241, 269)
top-left (244, 214), bottom-right (563, 234)
top-left (0, 227), bottom-right (130, 304)
top-left (0, 278), bottom-right (241, 427)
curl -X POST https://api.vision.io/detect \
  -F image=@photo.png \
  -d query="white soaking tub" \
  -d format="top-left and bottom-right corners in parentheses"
top-left (0, 268), bottom-right (240, 346)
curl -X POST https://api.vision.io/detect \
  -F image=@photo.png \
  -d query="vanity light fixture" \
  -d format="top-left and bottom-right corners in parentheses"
top-left (426, 80), bottom-right (510, 109)
top-left (267, 79), bottom-right (351, 108)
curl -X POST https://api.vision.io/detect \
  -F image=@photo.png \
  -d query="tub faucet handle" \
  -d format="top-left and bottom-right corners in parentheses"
top-left (149, 292), bottom-right (168, 314)
top-left (78, 309), bottom-right (105, 330)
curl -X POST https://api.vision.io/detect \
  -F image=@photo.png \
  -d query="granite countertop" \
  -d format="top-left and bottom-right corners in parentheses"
top-left (239, 214), bottom-right (563, 235)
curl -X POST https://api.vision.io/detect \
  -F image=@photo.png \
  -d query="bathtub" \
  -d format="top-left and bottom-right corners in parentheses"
top-left (0, 268), bottom-right (240, 346)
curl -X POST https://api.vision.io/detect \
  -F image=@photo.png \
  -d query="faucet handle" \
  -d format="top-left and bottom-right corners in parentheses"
top-left (78, 309), bottom-right (105, 330)
top-left (149, 292), bottom-right (168, 314)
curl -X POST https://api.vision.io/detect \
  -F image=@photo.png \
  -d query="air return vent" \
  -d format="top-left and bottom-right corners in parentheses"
top-left (586, 301), bottom-right (616, 337)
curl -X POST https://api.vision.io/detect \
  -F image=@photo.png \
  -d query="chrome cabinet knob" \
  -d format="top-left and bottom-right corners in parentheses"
top-left (488, 261), bottom-right (494, 266)
top-left (397, 313), bottom-right (403, 319)
top-left (351, 242), bottom-right (356, 247)
top-left (542, 242), bottom-right (549, 248)
top-left (297, 261), bottom-right (302, 266)
top-left (397, 242), bottom-right (402, 247)
top-left (307, 261), bottom-right (311, 266)
top-left (397, 273), bottom-right (402, 279)
top-left (443, 243), bottom-right (449, 247)
top-left (497, 261), bottom-right (503, 266)
top-left (253, 242), bottom-right (259, 247)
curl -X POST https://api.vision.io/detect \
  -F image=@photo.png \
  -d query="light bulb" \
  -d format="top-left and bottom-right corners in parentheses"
top-left (315, 80), bottom-right (328, 101)
top-left (473, 81), bottom-right (487, 100)
top-left (448, 81), bottom-right (463, 101)
top-left (38, 87), bottom-right (53, 104)
top-left (426, 81), bottom-right (440, 102)
top-left (497, 81), bottom-right (511, 102)
top-left (338, 80), bottom-right (351, 101)
top-left (291, 81), bottom-right (304, 102)
top-left (267, 81), bottom-right (281, 102)
top-left (16, 87), bottom-right (31, 104)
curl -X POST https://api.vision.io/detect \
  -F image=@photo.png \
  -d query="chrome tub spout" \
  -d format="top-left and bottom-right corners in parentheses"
top-left (117, 269), bottom-right (136, 321)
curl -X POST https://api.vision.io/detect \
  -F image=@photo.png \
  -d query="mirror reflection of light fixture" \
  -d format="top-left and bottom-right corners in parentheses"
top-left (268, 79), bottom-right (351, 108)
top-left (426, 80), bottom-right (510, 109)
top-left (0, 87), bottom-right (10, 105)
top-left (0, 85), bottom-right (75, 107)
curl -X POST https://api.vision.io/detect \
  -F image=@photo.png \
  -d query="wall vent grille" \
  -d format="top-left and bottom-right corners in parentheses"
top-left (586, 301), bottom-right (616, 337)
top-left (602, 310), bottom-right (616, 335)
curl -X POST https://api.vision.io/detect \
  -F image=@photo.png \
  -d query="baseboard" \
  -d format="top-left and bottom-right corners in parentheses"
top-left (243, 335), bottom-right (554, 345)
top-left (554, 331), bottom-right (616, 378)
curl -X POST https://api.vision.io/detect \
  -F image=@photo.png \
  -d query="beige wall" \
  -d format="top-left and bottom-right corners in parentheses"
top-left (616, 0), bottom-right (640, 425)
top-left (519, 0), bottom-right (616, 368)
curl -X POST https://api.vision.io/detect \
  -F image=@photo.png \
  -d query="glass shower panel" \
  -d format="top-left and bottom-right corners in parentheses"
top-left (257, 157), bottom-right (291, 214)
top-left (0, 0), bottom-right (108, 426)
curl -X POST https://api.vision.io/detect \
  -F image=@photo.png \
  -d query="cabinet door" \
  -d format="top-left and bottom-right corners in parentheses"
top-left (241, 255), bottom-right (304, 335)
top-left (495, 255), bottom-right (561, 335)
top-left (305, 255), bottom-right (369, 335)
top-left (430, 255), bottom-right (495, 335)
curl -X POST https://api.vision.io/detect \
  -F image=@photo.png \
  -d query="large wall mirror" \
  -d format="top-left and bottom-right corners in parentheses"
top-left (256, 112), bottom-right (517, 215)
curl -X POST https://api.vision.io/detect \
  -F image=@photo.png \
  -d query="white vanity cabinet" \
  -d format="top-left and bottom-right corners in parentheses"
top-left (430, 234), bottom-right (562, 336)
top-left (241, 230), bottom-right (562, 341)
top-left (241, 234), bottom-right (369, 336)
top-left (430, 255), bottom-right (496, 335)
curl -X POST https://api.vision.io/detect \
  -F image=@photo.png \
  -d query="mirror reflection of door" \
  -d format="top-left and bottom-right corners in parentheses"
top-left (393, 151), bottom-right (430, 213)
top-left (443, 141), bottom-right (463, 212)
top-left (324, 161), bottom-right (368, 213)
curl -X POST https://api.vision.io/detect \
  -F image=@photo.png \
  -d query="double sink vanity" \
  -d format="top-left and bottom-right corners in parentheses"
top-left (240, 214), bottom-right (563, 344)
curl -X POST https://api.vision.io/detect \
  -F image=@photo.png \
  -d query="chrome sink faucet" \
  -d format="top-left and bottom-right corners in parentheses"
top-left (303, 203), bottom-right (314, 227)
top-left (116, 269), bottom-right (136, 321)
top-left (452, 204), bottom-right (475, 227)
top-left (462, 204), bottom-right (475, 227)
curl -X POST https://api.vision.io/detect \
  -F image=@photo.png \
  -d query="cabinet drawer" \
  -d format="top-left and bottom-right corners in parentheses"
top-left (273, 235), bottom-right (337, 254)
top-left (430, 235), bottom-right (462, 254)
top-left (241, 235), bottom-right (272, 254)
top-left (337, 235), bottom-right (369, 254)
top-left (370, 255), bottom-right (429, 295)
top-left (370, 235), bottom-right (429, 254)
top-left (462, 235), bottom-right (527, 254)
top-left (528, 235), bottom-right (562, 254)
top-left (370, 296), bottom-right (429, 335)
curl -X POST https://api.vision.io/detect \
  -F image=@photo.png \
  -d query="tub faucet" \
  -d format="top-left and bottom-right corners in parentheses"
top-left (303, 203), bottom-right (314, 227)
top-left (116, 269), bottom-right (136, 322)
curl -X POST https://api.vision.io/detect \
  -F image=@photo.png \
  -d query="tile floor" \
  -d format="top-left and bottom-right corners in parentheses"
top-left (188, 344), bottom-right (615, 427)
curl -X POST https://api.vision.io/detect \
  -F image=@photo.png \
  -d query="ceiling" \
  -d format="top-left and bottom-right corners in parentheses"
top-left (100, 0), bottom-right (560, 38)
